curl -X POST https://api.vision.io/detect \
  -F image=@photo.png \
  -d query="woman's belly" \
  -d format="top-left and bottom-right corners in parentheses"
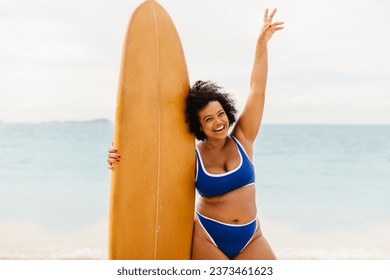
top-left (196, 184), bottom-right (257, 224)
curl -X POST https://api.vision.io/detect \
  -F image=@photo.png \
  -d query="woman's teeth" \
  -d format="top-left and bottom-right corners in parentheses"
top-left (214, 125), bottom-right (225, 132)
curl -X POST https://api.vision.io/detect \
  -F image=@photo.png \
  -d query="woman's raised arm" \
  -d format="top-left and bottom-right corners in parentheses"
top-left (233, 8), bottom-right (284, 144)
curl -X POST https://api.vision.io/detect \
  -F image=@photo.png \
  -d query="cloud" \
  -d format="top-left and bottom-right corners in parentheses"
top-left (1, 0), bottom-right (389, 123)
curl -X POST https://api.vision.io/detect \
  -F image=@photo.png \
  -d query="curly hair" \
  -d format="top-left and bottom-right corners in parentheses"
top-left (185, 80), bottom-right (237, 141)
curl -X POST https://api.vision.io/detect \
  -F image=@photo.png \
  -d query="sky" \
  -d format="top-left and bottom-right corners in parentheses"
top-left (1, 0), bottom-right (389, 124)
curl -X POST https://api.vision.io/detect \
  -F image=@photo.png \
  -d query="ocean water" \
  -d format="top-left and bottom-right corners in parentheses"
top-left (0, 122), bottom-right (389, 259)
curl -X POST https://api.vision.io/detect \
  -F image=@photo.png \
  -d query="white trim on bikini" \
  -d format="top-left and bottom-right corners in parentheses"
top-left (195, 138), bottom-right (243, 177)
top-left (196, 211), bottom-right (257, 227)
top-left (239, 218), bottom-right (259, 254)
top-left (195, 212), bottom-right (218, 248)
top-left (230, 135), bottom-right (254, 166)
top-left (195, 150), bottom-right (199, 181)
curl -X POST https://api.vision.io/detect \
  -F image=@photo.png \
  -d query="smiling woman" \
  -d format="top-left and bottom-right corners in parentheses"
top-left (184, 78), bottom-right (275, 260)
top-left (182, 8), bottom-right (283, 260)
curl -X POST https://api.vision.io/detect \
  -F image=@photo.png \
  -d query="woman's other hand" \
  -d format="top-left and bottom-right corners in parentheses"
top-left (107, 147), bottom-right (121, 170)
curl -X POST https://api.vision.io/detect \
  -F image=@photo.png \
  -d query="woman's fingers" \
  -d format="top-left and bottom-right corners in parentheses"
top-left (108, 147), bottom-right (120, 159)
top-left (107, 156), bottom-right (120, 169)
top-left (108, 151), bottom-right (121, 158)
top-left (108, 154), bottom-right (121, 161)
top-left (273, 21), bottom-right (284, 27)
top-left (269, 21), bottom-right (284, 32)
top-left (108, 147), bottom-right (118, 153)
top-left (107, 147), bottom-right (121, 169)
top-left (268, 8), bottom-right (277, 21)
top-left (264, 8), bottom-right (278, 24)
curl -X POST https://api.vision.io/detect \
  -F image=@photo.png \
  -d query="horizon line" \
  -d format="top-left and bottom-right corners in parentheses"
top-left (1, 119), bottom-right (389, 126)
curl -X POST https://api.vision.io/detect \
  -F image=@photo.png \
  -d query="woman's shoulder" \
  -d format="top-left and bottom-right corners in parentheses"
top-left (230, 132), bottom-right (250, 146)
top-left (230, 133), bottom-right (254, 159)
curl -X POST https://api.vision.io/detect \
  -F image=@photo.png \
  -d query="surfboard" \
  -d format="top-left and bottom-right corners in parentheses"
top-left (108, 0), bottom-right (195, 260)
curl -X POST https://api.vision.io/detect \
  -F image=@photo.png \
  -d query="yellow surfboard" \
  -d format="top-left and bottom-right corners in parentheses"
top-left (108, 0), bottom-right (195, 260)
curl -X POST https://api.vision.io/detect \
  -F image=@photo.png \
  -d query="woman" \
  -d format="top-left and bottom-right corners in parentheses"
top-left (108, 8), bottom-right (284, 260)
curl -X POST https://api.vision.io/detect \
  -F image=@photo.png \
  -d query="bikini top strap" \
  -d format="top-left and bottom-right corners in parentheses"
top-left (230, 135), bottom-right (254, 165)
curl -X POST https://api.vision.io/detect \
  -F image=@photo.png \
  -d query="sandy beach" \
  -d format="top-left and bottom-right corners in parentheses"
top-left (1, 217), bottom-right (389, 260)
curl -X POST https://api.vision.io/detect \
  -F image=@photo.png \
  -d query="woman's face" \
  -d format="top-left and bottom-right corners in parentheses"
top-left (197, 101), bottom-right (229, 140)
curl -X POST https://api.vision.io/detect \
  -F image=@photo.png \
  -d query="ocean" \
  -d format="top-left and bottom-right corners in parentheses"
top-left (0, 122), bottom-right (389, 259)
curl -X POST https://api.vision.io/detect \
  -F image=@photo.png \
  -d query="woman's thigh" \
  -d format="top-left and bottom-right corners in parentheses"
top-left (234, 223), bottom-right (277, 260)
top-left (191, 216), bottom-right (229, 260)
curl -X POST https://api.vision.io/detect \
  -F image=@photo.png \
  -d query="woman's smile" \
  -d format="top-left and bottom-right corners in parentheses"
top-left (213, 124), bottom-right (226, 133)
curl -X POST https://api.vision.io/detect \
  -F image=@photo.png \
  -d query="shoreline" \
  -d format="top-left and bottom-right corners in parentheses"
top-left (2, 248), bottom-right (389, 260)
top-left (1, 219), bottom-right (389, 260)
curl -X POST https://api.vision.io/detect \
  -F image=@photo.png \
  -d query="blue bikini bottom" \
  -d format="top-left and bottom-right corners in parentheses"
top-left (195, 211), bottom-right (257, 259)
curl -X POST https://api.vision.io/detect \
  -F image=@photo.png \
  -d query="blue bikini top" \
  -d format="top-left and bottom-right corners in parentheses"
top-left (195, 135), bottom-right (255, 197)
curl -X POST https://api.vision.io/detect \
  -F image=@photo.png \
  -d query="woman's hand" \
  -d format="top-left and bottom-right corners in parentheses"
top-left (107, 147), bottom-right (121, 170)
top-left (258, 8), bottom-right (284, 44)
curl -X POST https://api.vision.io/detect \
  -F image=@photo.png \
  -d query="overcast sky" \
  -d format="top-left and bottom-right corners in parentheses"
top-left (1, 0), bottom-right (389, 124)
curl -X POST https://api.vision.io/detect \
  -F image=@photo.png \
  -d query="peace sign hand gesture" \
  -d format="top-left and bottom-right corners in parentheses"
top-left (258, 8), bottom-right (284, 43)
